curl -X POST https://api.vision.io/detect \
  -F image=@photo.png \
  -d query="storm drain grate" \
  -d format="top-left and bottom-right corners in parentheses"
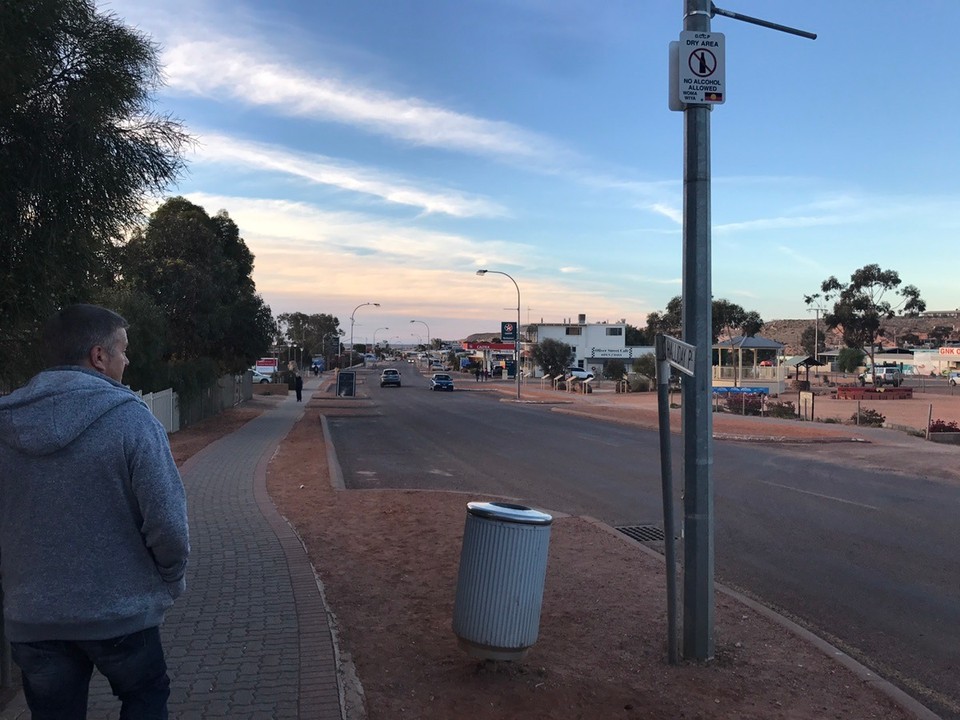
top-left (616, 525), bottom-right (665, 543)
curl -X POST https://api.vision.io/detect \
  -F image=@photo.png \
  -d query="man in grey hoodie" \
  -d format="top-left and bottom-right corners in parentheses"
top-left (0, 304), bottom-right (190, 719)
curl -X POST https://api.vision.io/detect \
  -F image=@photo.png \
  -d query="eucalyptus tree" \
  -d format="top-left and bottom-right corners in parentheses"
top-left (0, 0), bottom-right (188, 386)
top-left (806, 264), bottom-right (924, 381)
top-left (122, 198), bottom-right (273, 394)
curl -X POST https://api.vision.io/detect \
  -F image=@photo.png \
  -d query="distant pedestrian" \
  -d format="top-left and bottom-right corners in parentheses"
top-left (0, 304), bottom-right (189, 718)
top-left (475, 367), bottom-right (481, 382)
top-left (295, 373), bottom-right (304, 402)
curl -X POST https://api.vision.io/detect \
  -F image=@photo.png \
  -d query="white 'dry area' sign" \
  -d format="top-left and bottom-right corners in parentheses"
top-left (679, 31), bottom-right (725, 105)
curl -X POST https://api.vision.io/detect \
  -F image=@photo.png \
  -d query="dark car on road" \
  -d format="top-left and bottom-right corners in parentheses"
top-left (380, 369), bottom-right (401, 387)
top-left (429, 373), bottom-right (454, 391)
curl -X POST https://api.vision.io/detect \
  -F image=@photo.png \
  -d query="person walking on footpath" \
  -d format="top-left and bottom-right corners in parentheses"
top-left (295, 373), bottom-right (304, 402)
top-left (0, 304), bottom-right (190, 719)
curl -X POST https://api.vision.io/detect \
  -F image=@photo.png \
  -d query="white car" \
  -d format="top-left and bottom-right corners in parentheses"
top-left (565, 367), bottom-right (594, 380)
top-left (250, 370), bottom-right (272, 384)
top-left (949, 371), bottom-right (960, 387)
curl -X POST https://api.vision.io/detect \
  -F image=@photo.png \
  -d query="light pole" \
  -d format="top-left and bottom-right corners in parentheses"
top-left (349, 302), bottom-right (380, 367)
top-left (410, 333), bottom-right (423, 348)
top-left (476, 269), bottom-right (521, 400)
top-left (409, 320), bottom-right (431, 350)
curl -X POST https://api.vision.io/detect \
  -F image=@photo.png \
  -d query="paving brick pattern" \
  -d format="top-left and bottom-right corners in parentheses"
top-left (2, 379), bottom-right (342, 719)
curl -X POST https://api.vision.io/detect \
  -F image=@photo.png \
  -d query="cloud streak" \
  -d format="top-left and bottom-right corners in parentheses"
top-left (191, 133), bottom-right (507, 218)
top-left (163, 39), bottom-right (571, 166)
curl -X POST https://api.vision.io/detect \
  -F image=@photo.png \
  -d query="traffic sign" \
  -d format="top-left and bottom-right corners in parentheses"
top-left (663, 335), bottom-right (696, 377)
top-left (678, 31), bottom-right (725, 104)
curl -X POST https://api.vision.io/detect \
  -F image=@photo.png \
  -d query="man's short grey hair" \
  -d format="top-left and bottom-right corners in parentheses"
top-left (42, 304), bottom-right (130, 368)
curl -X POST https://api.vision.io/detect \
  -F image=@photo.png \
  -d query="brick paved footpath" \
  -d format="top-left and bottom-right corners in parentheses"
top-left (1, 375), bottom-right (343, 720)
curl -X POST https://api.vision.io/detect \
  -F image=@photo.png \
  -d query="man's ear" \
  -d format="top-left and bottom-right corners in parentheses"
top-left (88, 344), bottom-right (109, 374)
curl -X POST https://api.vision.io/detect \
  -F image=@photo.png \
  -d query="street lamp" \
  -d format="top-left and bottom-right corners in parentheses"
top-left (409, 320), bottom-right (431, 350)
top-left (476, 269), bottom-right (521, 400)
top-left (349, 302), bottom-right (380, 366)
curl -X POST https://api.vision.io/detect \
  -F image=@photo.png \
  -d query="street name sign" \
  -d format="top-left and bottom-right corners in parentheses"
top-left (664, 335), bottom-right (696, 377)
top-left (678, 31), bottom-right (725, 105)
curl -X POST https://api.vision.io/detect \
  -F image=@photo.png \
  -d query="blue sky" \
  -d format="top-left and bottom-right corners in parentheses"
top-left (99, 0), bottom-right (956, 344)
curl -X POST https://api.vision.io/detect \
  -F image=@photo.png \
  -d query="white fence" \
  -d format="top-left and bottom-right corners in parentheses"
top-left (140, 387), bottom-right (180, 433)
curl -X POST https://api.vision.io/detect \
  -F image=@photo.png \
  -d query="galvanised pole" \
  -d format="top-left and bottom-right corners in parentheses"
top-left (681, 0), bottom-right (714, 661)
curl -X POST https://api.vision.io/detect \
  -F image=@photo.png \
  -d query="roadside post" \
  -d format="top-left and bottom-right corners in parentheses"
top-left (655, 333), bottom-right (696, 665)
top-left (669, 0), bottom-right (815, 661)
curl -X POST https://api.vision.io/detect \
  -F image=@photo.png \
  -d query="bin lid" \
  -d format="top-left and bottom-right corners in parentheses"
top-left (466, 501), bottom-right (553, 526)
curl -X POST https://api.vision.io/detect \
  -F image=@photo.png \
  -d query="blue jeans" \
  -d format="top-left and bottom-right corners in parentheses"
top-left (11, 626), bottom-right (170, 720)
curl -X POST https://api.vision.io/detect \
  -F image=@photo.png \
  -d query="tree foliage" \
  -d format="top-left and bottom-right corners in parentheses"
top-left (836, 347), bottom-right (865, 373)
top-left (531, 338), bottom-right (573, 378)
top-left (806, 264), bottom-right (924, 379)
top-left (603, 359), bottom-right (626, 380)
top-left (121, 198), bottom-right (273, 392)
top-left (645, 296), bottom-right (764, 345)
top-left (276, 312), bottom-right (342, 363)
top-left (625, 323), bottom-right (652, 346)
top-left (0, 0), bottom-right (188, 386)
top-left (632, 353), bottom-right (657, 378)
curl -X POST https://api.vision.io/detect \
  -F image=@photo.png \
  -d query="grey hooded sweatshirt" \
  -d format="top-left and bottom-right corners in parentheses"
top-left (0, 367), bottom-right (189, 642)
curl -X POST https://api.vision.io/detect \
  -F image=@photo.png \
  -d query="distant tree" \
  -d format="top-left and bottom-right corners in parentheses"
top-left (929, 326), bottom-right (952, 347)
top-left (806, 264), bottom-right (924, 383)
top-left (626, 323), bottom-right (652, 346)
top-left (603, 359), bottom-right (626, 380)
top-left (122, 198), bottom-right (273, 392)
top-left (0, 0), bottom-right (189, 386)
top-left (900, 332), bottom-right (922, 347)
top-left (645, 297), bottom-right (682, 340)
top-left (277, 312), bottom-right (341, 362)
top-left (800, 325), bottom-right (825, 357)
top-left (836, 347), bottom-right (865, 373)
top-left (531, 338), bottom-right (573, 378)
top-left (632, 353), bottom-right (657, 378)
top-left (647, 296), bottom-right (763, 345)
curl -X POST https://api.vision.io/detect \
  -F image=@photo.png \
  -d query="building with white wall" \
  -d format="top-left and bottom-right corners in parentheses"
top-left (527, 314), bottom-right (652, 378)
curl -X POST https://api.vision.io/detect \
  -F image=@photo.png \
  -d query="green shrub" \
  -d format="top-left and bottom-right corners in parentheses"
top-left (929, 419), bottom-right (960, 433)
top-left (723, 394), bottom-right (765, 416)
top-left (766, 400), bottom-right (796, 419)
top-left (850, 408), bottom-right (885, 427)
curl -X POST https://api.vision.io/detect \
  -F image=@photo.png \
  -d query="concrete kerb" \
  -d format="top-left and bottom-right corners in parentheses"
top-left (583, 517), bottom-right (942, 720)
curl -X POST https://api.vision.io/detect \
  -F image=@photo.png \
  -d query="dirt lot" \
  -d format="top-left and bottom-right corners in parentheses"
top-left (258, 381), bottom-right (955, 720)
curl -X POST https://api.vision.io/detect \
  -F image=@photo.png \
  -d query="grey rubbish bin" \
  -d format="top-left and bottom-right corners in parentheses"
top-left (452, 501), bottom-right (553, 660)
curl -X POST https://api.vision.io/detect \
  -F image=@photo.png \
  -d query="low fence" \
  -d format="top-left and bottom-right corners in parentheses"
top-left (140, 387), bottom-right (179, 433)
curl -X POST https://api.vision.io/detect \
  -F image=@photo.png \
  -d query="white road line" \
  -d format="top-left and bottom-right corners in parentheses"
top-left (760, 480), bottom-right (880, 511)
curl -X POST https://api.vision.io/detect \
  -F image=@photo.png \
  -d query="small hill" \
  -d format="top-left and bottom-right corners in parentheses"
top-left (762, 316), bottom-right (960, 355)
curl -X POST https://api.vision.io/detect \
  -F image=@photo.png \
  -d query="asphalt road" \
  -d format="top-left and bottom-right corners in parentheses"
top-left (327, 363), bottom-right (960, 719)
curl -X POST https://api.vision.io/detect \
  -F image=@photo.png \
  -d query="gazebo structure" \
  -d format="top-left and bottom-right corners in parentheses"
top-left (784, 355), bottom-right (827, 390)
top-left (713, 335), bottom-right (786, 394)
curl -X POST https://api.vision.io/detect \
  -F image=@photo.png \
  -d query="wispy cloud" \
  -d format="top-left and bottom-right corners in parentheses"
top-left (648, 202), bottom-right (683, 225)
top-left (191, 133), bottom-right (506, 218)
top-left (163, 39), bottom-right (571, 166)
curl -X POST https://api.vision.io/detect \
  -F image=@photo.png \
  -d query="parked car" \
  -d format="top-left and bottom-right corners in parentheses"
top-left (380, 368), bottom-right (401, 387)
top-left (949, 371), bottom-right (960, 387)
top-left (250, 370), bottom-right (272, 384)
top-left (858, 367), bottom-right (903, 387)
top-left (565, 367), bottom-right (594, 380)
top-left (429, 373), bottom-right (454, 391)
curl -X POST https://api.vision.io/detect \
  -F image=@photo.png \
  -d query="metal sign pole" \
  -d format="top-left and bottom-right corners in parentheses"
top-left (681, 0), bottom-right (715, 661)
top-left (674, 0), bottom-right (814, 664)
top-left (655, 334), bottom-right (680, 664)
